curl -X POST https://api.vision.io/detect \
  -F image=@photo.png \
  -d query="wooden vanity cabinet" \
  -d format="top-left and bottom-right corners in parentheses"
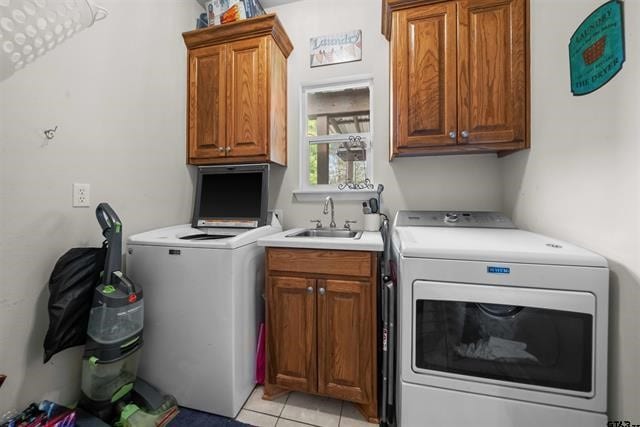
top-left (182, 14), bottom-right (292, 165)
top-left (264, 248), bottom-right (378, 422)
top-left (383, 0), bottom-right (529, 158)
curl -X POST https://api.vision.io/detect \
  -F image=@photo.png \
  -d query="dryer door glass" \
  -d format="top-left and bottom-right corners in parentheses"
top-left (412, 281), bottom-right (595, 393)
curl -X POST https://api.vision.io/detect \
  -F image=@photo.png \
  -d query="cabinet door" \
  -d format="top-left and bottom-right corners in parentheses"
top-left (317, 279), bottom-right (373, 404)
top-left (458, 0), bottom-right (526, 144)
top-left (227, 37), bottom-right (268, 158)
top-left (267, 276), bottom-right (317, 393)
top-left (188, 44), bottom-right (227, 161)
top-left (392, 2), bottom-right (457, 153)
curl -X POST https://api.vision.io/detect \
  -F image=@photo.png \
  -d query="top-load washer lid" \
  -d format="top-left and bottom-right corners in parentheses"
top-left (192, 164), bottom-right (269, 229)
top-left (392, 211), bottom-right (607, 268)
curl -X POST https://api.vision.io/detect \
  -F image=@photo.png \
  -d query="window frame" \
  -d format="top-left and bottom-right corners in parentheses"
top-left (296, 76), bottom-right (375, 199)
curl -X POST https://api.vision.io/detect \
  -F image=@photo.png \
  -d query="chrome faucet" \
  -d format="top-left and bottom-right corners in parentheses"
top-left (322, 196), bottom-right (336, 228)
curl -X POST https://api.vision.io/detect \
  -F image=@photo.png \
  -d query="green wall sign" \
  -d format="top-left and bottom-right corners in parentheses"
top-left (569, 0), bottom-right (625, 96)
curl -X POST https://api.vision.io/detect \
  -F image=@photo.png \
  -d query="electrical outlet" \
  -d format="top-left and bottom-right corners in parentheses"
top-left (72, 183), bottom-right (90, 207)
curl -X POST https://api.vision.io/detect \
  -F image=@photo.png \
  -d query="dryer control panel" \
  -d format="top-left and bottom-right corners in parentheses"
top-left (395, 211), bottom-right (515, 228)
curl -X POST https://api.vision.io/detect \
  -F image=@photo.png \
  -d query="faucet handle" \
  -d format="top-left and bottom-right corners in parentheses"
top-left (343, 220), bottom-right (357, 230)
top-left (310, 219), bottom-right (323, 229)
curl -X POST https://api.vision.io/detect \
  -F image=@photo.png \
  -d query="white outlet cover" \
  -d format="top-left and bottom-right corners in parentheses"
top-left (72, 183), bottom-right (90, 207)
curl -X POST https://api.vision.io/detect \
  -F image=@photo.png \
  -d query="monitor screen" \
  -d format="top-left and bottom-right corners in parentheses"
top-left (192, 164), bottom-right (269, 229)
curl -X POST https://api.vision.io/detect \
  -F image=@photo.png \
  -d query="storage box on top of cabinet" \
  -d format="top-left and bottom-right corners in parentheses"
top-left (183, 14), bottom-right (293, 165)
top-left (382, 0), bottom-right (529, 158)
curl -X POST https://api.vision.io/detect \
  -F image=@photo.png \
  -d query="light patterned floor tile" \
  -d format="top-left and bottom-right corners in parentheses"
top-left (276, 418), bottom-right (316, 427)
top-left (236, 409), bottom-right (278, 427)
top-left (244, 385), bottom-right (289, 416)
top-left (280, 392), bottom-right (342, 427)
top-left (339, 403), bottom-right (378, 427)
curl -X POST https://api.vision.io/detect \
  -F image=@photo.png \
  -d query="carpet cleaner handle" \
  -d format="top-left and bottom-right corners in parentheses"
top-left (96, 202), bottom-right (123, 285)
top-left (96, 202), bottom-right (121, 238)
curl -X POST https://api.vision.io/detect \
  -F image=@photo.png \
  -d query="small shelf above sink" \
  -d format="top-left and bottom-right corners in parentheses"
top-left (286, 228), bottom-right (363, 239)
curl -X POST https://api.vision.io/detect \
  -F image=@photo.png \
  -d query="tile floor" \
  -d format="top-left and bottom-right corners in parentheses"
top-left (235, 386), bottom-right (378, 427)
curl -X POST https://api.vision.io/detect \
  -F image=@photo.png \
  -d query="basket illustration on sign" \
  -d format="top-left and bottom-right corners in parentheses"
top-left (582, 36), bottom-right (606, 65)
top-left (0, 0), bottom-right (108, 81)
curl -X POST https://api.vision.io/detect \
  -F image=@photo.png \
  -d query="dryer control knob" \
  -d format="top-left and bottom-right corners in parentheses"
top-left (444, 212), bottom-right (459, 223)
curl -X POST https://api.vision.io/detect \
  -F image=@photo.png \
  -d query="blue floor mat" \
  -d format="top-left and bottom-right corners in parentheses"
top-left (168, 407), bottom-right (251, 427)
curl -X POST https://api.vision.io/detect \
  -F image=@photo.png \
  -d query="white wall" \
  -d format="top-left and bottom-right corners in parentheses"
top-left (267, 0), bottom-right (503, 228)
top-left (0, 0), bottom-right (201, 413)
top-left (501, 0), bottom-right (640, 421)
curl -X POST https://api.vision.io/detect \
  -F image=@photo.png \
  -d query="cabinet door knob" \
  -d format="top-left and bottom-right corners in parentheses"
top-left (449, 131), bottom-right (457, 139)
top-left (226, 146), bottom-right (232, 152)
top-left (318, 287), bottom-right (326, 296)
top-left (307, 286), bottom-right (313, 294)
top-left (461, 130), bottom-right (470, 138)
top-left (218, 147), bottom-right (224, 152)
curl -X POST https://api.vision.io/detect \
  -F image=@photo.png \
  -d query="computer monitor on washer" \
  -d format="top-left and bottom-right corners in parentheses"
top-left (192, 164), bottom-right (269, 229)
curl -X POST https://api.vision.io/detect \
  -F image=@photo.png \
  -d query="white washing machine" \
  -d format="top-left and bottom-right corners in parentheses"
top-left (126, 222), bottom-right (280, 418)
top-left (125, 164), bottom-right (281, 418)
top-left (391, 211), bottom-right (609, 427)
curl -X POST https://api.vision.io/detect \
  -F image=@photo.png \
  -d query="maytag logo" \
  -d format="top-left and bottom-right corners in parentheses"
top-left (487, 266), bottom-right (511, 274)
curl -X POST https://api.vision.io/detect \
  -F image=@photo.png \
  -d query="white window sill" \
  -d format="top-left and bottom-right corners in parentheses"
top-left (293, 189), bottom-right (378, 202)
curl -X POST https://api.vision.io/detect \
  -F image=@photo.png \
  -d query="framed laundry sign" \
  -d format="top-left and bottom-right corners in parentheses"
top-left (569, 0), bottom-right (625, 96)
top-left (310, 30), bottom-right (362, 68)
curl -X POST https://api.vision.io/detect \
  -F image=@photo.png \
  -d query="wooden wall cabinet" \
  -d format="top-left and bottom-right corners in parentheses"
top-left (383, 0), bottom-right (529, 158)
top-left (264, 248), bottom-right (378, 423)
top-left (183, 15), bottom-right (292, 165)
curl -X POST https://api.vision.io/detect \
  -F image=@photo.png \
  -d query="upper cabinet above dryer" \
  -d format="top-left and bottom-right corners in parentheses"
top-left (183, 15), bottom-right (292, 166)
top-left (382, 0), bottom-right (529, 159)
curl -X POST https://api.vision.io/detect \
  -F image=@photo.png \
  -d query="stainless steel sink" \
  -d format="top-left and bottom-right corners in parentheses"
top-left (286, 228), bottom-right (363, 239)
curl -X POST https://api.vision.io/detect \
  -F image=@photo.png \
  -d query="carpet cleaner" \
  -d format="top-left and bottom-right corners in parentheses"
top-left (79, 203), bottom-right (178, 426)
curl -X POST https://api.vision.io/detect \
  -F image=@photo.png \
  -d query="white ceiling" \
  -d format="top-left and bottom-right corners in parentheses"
top-left (196, 0), bottom-right (304, 10)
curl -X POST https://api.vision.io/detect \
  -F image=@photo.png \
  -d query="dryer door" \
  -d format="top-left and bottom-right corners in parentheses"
top-left (411, 281), bottom-right (595, 397)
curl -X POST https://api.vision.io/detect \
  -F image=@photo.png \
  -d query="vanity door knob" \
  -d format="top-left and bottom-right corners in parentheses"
top-left (226, 146), bottom-right (232, 152)
top-left (218, 147), bottom-right (225, 152)
top-left (449, 131), bottom-right (457, 139)
top-left (461, 130), bottom-right (470, 138)
top-left (307, 286), bottom-right (313, 294)
top-left (319, 287), bottom-right (326, 296)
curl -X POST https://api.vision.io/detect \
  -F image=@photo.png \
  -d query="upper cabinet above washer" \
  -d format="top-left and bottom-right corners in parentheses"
top-left (382, 0), bottom-right (529, 159)
top-left (183, 15), bottom-right (292, 166)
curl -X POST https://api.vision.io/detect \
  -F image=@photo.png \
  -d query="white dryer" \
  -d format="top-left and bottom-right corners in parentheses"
top-left (391, 211), bottom-right (609, 427)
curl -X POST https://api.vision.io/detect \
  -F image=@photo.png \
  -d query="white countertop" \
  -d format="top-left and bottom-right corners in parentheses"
top-left (257, 228), bottom-right (384, 252)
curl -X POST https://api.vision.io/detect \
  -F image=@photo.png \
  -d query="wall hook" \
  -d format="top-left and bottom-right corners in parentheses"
top-left (44, 126), bottom-right (58, 140)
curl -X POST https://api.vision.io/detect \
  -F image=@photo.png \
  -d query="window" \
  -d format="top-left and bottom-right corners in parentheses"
top-left (299, 78), bottom-right (374, 195)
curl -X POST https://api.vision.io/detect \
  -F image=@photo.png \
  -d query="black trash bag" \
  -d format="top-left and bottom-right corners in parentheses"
top-left (43, 245), bottom-right (106, 363)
